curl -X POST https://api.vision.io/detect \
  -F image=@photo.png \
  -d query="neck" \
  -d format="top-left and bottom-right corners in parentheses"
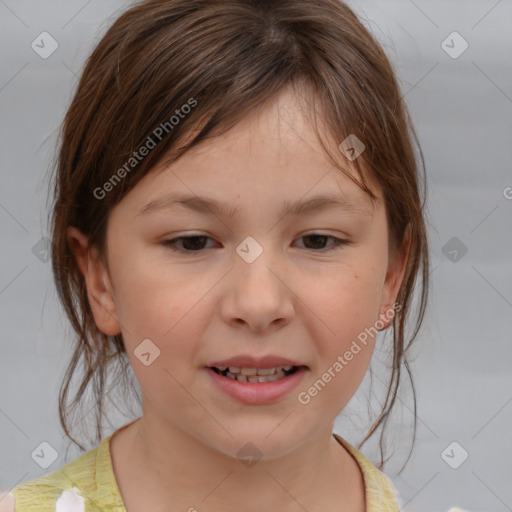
top-left (111, 410), bottom-right (365, 512)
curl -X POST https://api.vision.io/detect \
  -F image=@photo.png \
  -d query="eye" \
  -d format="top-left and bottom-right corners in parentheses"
top-left (161, 233), bottom-right (350, 254)
top-left (161, 235), bottom-right (217, 253)
top-left (295, 234), bottom-right (351, 252)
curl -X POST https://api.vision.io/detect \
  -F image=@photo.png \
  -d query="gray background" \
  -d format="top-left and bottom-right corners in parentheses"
top-left (1, 1), bottom-right (511, 511)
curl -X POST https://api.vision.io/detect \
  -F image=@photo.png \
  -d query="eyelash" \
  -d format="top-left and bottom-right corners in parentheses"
top-left (161, 234), bottom-right (351, 254)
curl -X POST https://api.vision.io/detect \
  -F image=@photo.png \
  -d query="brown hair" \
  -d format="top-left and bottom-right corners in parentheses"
top-left (51, 0), bottom-right (429, 472)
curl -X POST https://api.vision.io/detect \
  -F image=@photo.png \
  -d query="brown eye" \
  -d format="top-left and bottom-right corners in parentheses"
top-left (162, 236), bottom-right (215, 253)
top-left (161, 233), bottom-right (350, 255)
top-left (298, 234), bottom-right (350, 251)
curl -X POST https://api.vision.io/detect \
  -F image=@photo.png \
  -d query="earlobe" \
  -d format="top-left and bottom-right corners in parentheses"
top-left (66, 226), bottom-right (121, 336)
top-left (378, 224), bottom-right (411, 329)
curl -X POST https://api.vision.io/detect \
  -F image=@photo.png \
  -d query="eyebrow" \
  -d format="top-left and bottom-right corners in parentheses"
top-left (137, 192), bottom-right (372, 219)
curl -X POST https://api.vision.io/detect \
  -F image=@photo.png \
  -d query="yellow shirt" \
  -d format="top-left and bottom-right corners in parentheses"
top-left (9, 427), bottom-right (401, 511)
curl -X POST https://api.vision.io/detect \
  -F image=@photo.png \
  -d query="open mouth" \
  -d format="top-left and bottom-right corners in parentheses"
top-left (209, 365), bottom-right (301, 383)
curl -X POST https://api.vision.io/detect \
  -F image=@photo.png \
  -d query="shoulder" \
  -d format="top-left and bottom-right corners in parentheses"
top-left (333, 434), bottom-right (401, 512)
top-left (8, 437), bottom-right (113, 512)
top-left (333, 435), bottom-right (476, 512)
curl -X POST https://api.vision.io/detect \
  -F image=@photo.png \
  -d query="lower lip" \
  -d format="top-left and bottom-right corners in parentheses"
top-left (206, 367), bottom-right (307, 405)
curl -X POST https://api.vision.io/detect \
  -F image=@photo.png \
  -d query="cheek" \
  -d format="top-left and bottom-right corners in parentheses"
top-left (110, 254), bottom-right (212, 369)
top-left (294, 260), bottom-right (384, 407)
top-left (300, 262), bottom-right (384, 344)
top-left (109, 247), bottom-right (190, 330)
top-left (114, 272), bottom-right (208, 409)
top-left (298, 275), bottom-right (379, 415)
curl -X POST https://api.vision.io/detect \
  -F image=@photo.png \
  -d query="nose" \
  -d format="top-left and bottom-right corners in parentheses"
top-left (220, 246), bottom-right (295, 333)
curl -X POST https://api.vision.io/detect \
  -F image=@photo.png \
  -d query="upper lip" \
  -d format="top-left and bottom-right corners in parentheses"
top-left (207, 355), bottom-right (306, 369)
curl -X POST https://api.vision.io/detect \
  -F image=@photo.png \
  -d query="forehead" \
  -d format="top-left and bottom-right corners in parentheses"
top-left (120, 86), bottom-right (382, 216)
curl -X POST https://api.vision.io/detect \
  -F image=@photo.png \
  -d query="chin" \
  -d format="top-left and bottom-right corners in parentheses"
top-left (202, 426), bottom-right (309, 463)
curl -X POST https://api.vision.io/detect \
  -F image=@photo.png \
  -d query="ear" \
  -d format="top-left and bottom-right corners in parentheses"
top-left (67, 226), bottom-right (121, 336)
top-left (377, 224), bottom-right (411, 329)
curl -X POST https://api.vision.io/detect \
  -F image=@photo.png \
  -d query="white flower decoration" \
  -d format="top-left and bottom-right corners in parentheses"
top-left (55, 487), bottom-right (85, 512)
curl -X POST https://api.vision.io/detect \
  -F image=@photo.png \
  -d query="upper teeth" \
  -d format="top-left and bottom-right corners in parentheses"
top-left (218, 366), bottom-right (294, 376)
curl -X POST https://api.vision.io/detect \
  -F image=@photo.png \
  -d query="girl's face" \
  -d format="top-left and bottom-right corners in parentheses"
top-left (71, 86), bottom-right (408, 460)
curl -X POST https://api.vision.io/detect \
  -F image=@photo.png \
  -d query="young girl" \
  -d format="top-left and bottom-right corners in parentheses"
top-left (7, 0), bottom-right (432, 510)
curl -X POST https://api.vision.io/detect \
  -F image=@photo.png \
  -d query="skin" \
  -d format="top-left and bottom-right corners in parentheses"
top-left (68, 85), bottom-right (410, 512)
